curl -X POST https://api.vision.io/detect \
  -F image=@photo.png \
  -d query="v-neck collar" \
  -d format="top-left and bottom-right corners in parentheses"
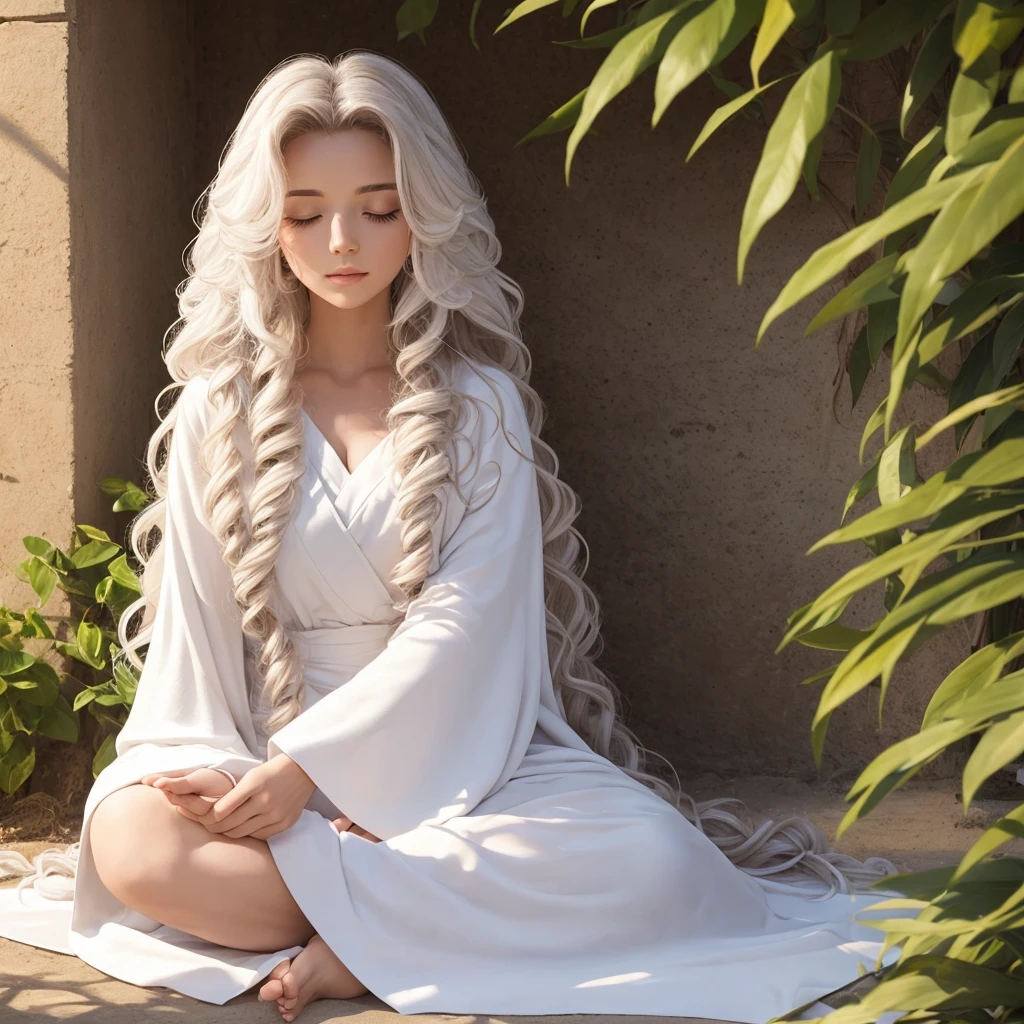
top-left (300, 407), bottom-right (394, 482)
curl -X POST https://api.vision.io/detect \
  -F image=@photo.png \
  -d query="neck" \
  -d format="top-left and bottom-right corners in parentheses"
top-left (299, 286), bottom-right (393, 380)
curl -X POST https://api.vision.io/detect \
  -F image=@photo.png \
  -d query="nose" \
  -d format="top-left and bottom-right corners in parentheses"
top-left (329, 211), bottom-right (358, 254)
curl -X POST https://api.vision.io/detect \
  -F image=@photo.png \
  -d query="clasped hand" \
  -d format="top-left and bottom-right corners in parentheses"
top-left (140, 754), bottom-right (315, 841)
top-left (140, 755), bottom-right (383, 843)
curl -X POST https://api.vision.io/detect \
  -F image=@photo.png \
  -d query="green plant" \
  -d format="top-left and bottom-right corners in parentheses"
top-left (398, 0), bottom-right (1024, 1020)
top-left (0, 477), bottom-right (150, 793)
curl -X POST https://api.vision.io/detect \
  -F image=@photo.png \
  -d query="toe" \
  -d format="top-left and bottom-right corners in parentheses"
top-left (258, 959), bottom-right (290, 1002)
top-left (281, 967), bottom-right (300, 1006)
top-left (260, 979), bottom-right (283, 1001)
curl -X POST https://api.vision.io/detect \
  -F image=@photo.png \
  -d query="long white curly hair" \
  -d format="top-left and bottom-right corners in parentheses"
top-left (105, 50), bottom-right (895, 898)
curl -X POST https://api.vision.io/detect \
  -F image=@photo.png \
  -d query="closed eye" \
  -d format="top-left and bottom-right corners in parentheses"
top-left (284, 210), bottom-right (401, 227)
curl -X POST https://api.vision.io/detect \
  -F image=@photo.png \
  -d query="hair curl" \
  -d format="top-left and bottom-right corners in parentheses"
top-left (116, 50), bottom-right (896, 899)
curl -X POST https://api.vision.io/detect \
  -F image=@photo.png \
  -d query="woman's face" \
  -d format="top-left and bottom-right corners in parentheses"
top-left (278, 129), bottom-right (412, 310)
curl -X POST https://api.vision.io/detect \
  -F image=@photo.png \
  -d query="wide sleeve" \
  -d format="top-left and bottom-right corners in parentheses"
top-left (106, 379), bottom-right (264, 785)
top-left (265, 370), bottom-right (546, 841)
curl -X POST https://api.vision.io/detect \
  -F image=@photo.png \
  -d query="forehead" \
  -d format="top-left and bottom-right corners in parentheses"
top-left (281, 130), bottom-right (394, 190)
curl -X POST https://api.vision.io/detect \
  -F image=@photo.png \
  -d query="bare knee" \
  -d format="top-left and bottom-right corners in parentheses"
top-left (90, 784), bottom-right (189, 905)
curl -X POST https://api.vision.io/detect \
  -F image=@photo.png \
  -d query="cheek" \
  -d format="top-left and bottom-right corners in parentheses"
top-left (279, 228), bottom-right (317, 268)
top-left (381, 221), bottom-right (412, 261)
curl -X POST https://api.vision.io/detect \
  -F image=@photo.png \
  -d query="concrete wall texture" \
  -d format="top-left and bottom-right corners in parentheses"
top-left (0, 0), bottom-right (968, 784)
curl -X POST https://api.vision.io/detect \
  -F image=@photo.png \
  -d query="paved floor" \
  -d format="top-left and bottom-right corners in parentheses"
top-left (1, 773), bottom-right (1017, 1023)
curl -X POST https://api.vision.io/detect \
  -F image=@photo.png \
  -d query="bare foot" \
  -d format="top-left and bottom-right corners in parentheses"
top-left (258, 958), bottom-right (290, 1004)
top-left (258, 933), bottom-right (368, 1021)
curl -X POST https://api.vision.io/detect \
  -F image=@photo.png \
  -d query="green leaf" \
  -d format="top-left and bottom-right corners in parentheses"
top-left (954, 1), bottom-right (1024, 69)
top-left (824, 0), bottom-right (857, 37)
top-left (110, 481), bottom-right (151, 514)
top-left (0, 735), bottom-right (35, 795)
top-left (395, 0), bottom-right (439, 44)
top-left (918, 381), bottom-right (1024, 449)
top-left (917, 273), bottom-right (1024, 367)
top-left (811, 705), bottom-right (833, 768)
top-left (900, 16), bottom-right (954, 137)
top-left (947, 332), bottom-right (997, 448)
top-left (886, 123), bottom-right (947, 209)
top-left (838, 0), bottom-right (952, 63)
top-left (854, 126), bottom-right (882, 222)
top-left (517, 87), bottom-right (588, 145)
top-left (922, 629), bottom-right (1024, 729)
top-left (1012, 63), bottom-right (1024, 104)
top-left (653, 0), bottom-right (763, 126)
top-left (5, 661), bottom-right (60, 706)
top-left (493, 0), bottom-right (562, 33)
top-left (848, 326), bottom-right (871, 407)
top-left (0, 648), bottom-right (34, 676)
top-left (893, 136), bottom-right (1024, 407)
top-left (112, 661), bottom-right (139, 703)
top-left (890, 174), bottom-right (994, 421)
top-left (19, 607), bottom-right (53, 640)
top-left (812, 550), bottom-right (1024, 725)
top-left (22, 536), bottom-right (55, 561)
top-left (105, 553), bottom-right (142, 594)
top-left (76, 621), bottom-right (105, 669)
top-left (795, 622), bottom-right (875, 651)
top-left (27, 556), bottom-right (57, 607)
top-left (69, 539), bottom-right (121, 570)
top-left (34, 694), bottom-right (78, 743)
top-left (72, 687), bottom-right (98, 712)
top-left (758, 172), bottom-right (978, 344)
top-left (817, 435), bottom-right (1024, 549)
top-left (808, 255), bottom-right (903, 337)
top-left (867, 298), bottom-right (900, 364)
top-left (750, 0), bottom-right (794, 86)
top-left (955, 802), bottom-right (1024, 881)
top-left (92, 732), bottom-right (117, 777)
top-left (950, 113), bottom-right (1024, 170)
top-left (837, 719), bottom-right (969, 836)
top-left (841, 460), bottom-right (879, 523)
top-left (815, 617), bottom-right (931, 725)
top-left (962, 710), bottom-right (1024, 809)
top-left (860, 396), bottom-right (888, 463)
top-left (688, 73), bottom-right (794, 159)
top-left (738, 50), bottom-right (840, 283)
top-left (565, 1), bottom-right (701, 184)
top-left (579, 0), bottom-right (619, 34)
top-left (877, 425), bottom-right (920, 505)
top-left (992, 298), bottom-right (1024, 384)
top-left (76, 524), bottom-right (112, 543)
top-left (946, 47), bottom-right (1001, 156)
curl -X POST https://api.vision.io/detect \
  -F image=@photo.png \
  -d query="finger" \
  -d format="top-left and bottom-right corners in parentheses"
top-left (203, 802), bottom-right (260, 834)
top-left (209, 784), bottom-right (250, 822)
top-left (167, 792), bottom-right (217, 816)
top-left (173, 804), bottom-right (208, 824)
top-left (155, 777), bottom-right (200, 794)
top-left (223, 815), bottom-right (277, 839)
top-left (250, 824), bottom-right (282, 841)
top-left (140, 768), bottom-right (196, 785)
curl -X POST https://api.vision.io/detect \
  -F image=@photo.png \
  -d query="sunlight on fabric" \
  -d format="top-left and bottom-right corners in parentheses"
top-left (390, 984), bottom-right (442, 1001)
top-left (575, 971), bottom-right (652, 988)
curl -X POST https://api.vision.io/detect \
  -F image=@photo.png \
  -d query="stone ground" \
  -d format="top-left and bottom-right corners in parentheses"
top-left (2, 772), bottom-right (1019, 1024)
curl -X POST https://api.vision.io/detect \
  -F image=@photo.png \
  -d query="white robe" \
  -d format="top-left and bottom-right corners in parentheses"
top-left (0, 359), bottom-right (915, 1021)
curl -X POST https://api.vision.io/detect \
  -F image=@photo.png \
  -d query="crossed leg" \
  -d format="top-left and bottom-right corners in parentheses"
top-left (89, 783), bottom-right (368, 1019)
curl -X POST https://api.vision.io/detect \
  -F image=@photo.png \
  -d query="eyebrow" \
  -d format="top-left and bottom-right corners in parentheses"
top-left (285, 183), bottom-right (398, 197)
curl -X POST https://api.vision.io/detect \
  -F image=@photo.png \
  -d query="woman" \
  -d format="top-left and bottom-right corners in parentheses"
top-left (0, 50), bottom-right (911, 1024)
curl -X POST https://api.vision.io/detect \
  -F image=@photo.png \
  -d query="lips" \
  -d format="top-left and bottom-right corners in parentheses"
top-left (327, 269), bottom-right (365, 276)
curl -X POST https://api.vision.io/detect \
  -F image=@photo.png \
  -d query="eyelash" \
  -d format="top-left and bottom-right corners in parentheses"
top-left (285, 210), bottom-right (400, 227)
